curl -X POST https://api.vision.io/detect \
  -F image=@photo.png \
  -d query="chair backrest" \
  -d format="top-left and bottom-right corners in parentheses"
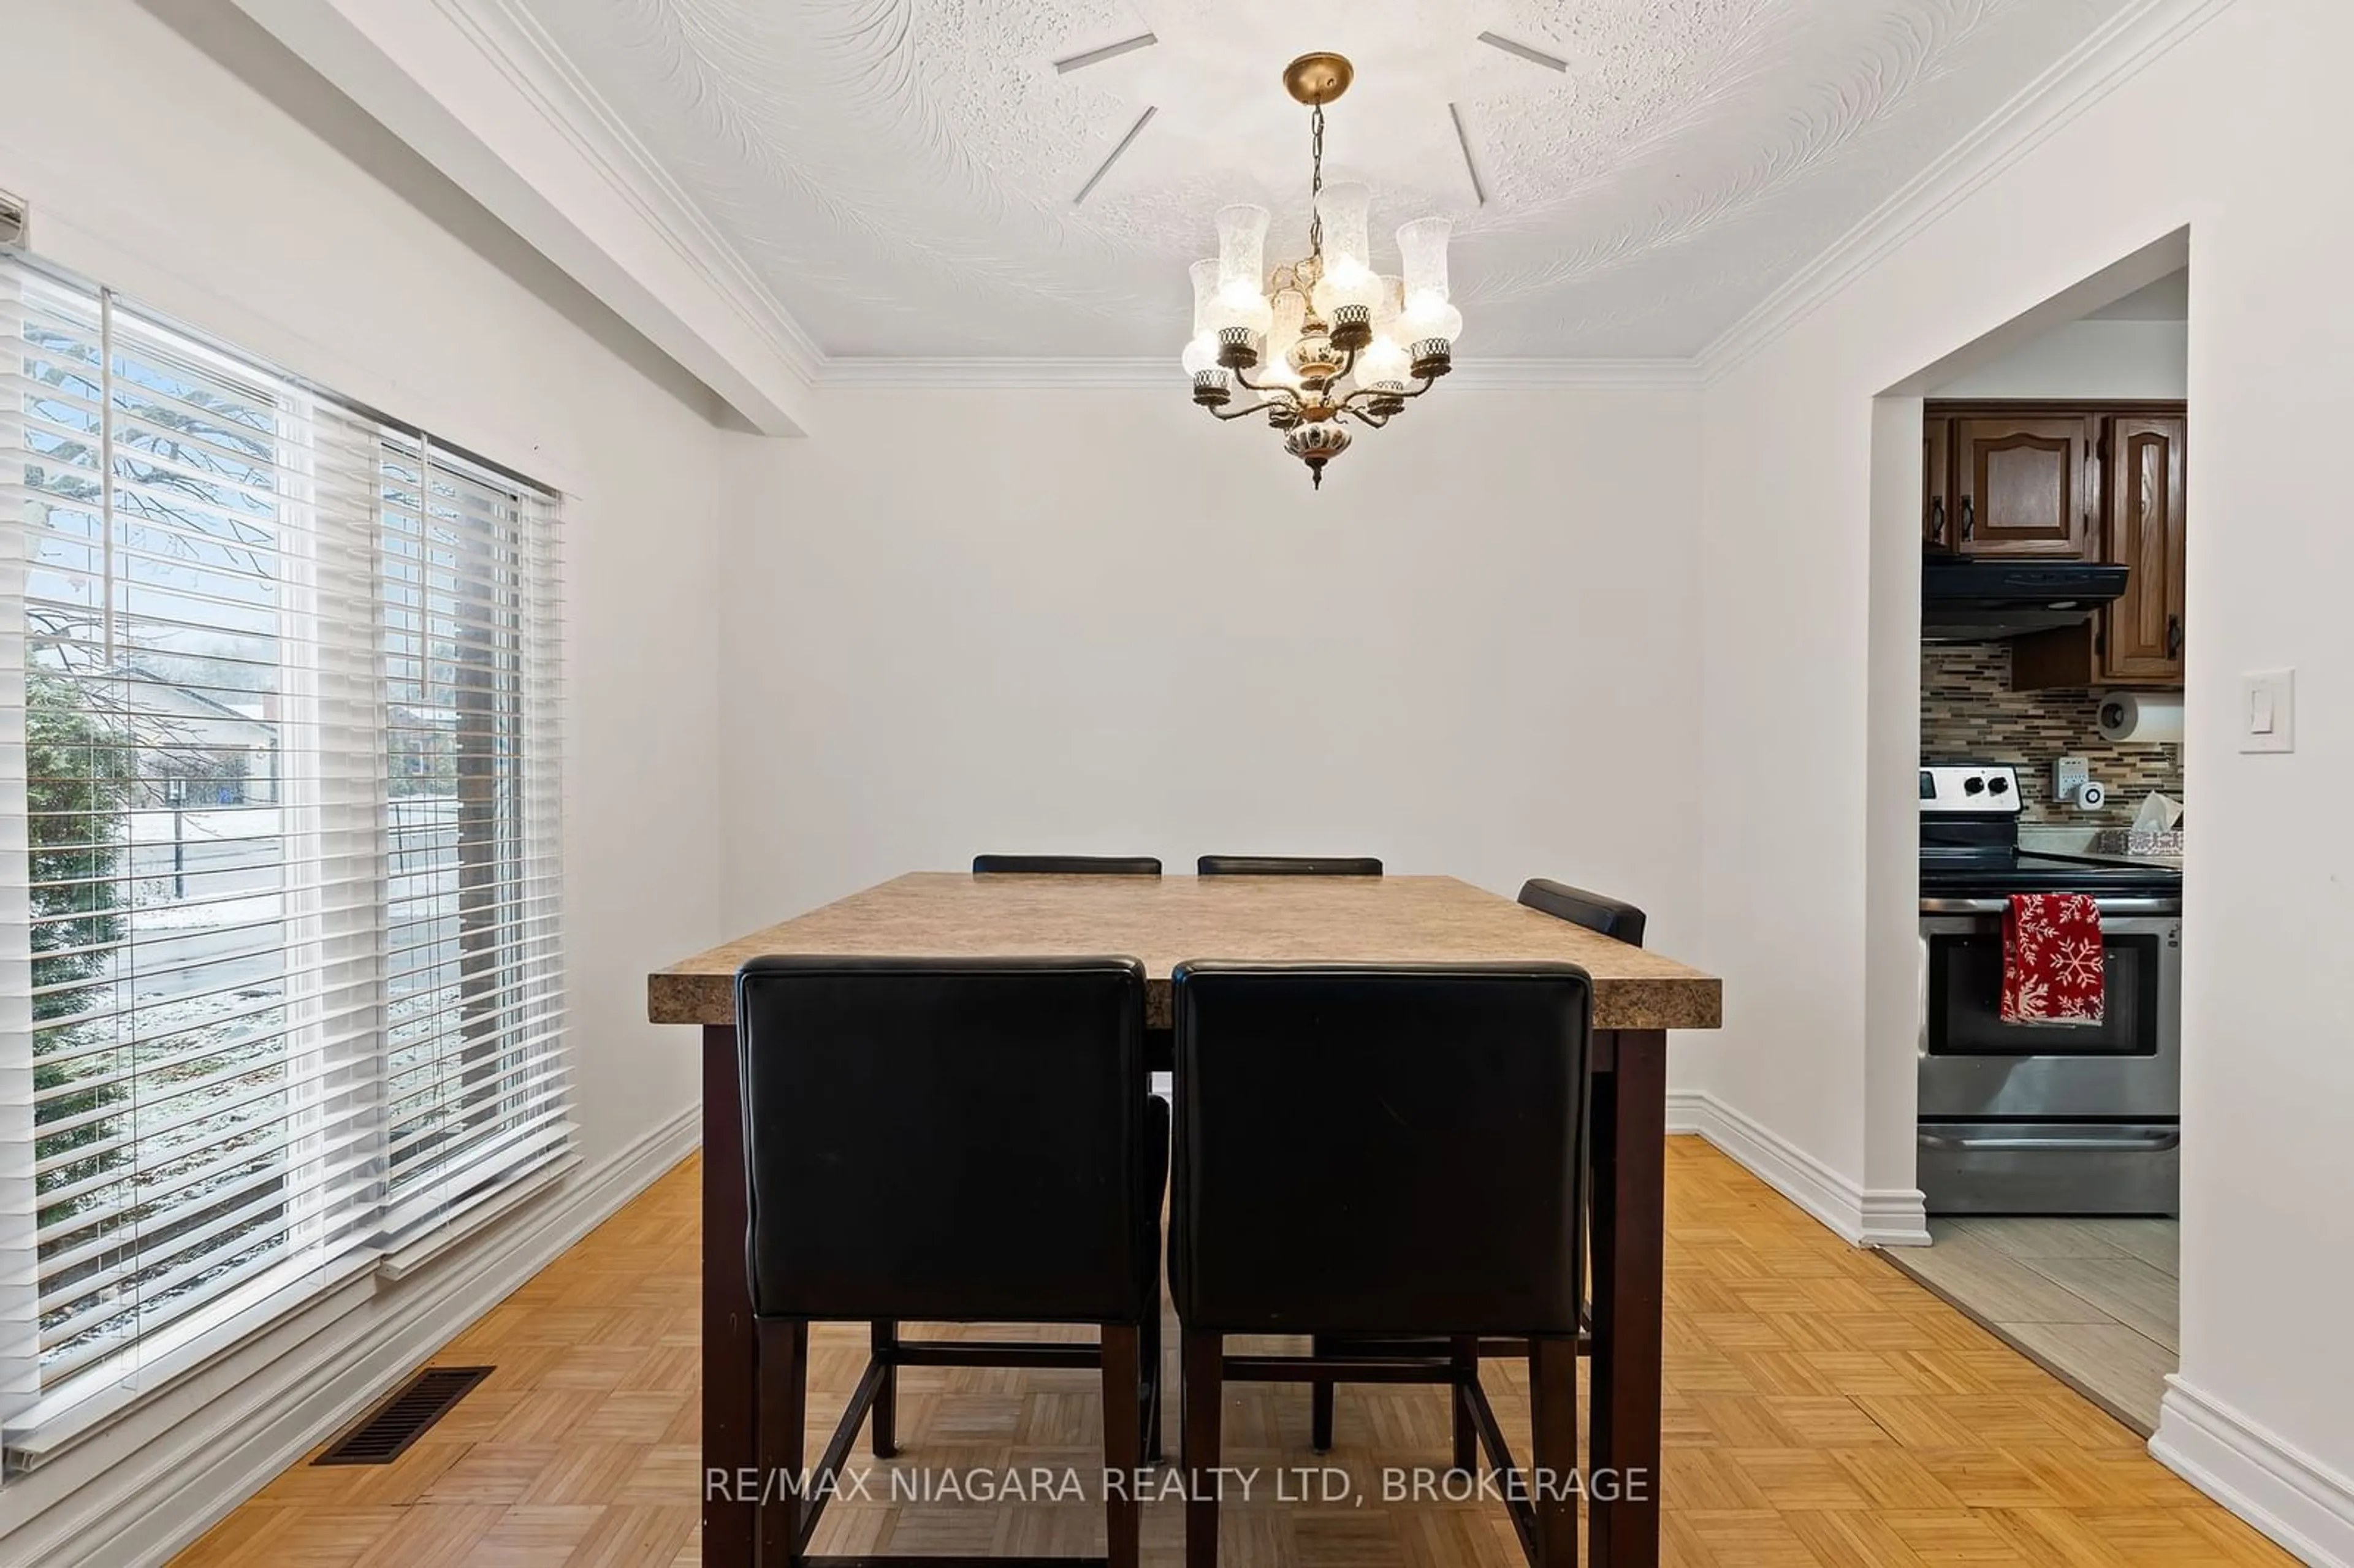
top-left (1517, 878), bottom-right (1647, 948)
top-left (736, 956), bottom-right (1156, 1323)
top-left (1195, 855), bottom-right (1382, 877)
top-left (1170, 962), bottom-right (1590, 1336)
top-left (973, 854), bottom-right (1162, 875)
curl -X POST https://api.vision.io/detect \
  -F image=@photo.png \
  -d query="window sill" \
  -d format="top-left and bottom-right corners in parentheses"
top-left (375, 1143), bottom-right (579, 1283)
top-left (6, 1136), bottom-right (577, 1470)
top-left (4, 1252), bottom-right (378, 1470)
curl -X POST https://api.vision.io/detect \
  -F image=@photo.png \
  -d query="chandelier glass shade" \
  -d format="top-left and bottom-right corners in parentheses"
top-left (1183, 53), bottom-right (1461, 488)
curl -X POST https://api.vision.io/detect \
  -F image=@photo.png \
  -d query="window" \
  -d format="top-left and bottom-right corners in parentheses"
top-left (0, 256), bottom-right (566, 1460)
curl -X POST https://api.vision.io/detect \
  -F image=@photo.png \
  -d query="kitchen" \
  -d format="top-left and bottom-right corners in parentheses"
top-left (1897, 271), bottom-right (2189, 1436)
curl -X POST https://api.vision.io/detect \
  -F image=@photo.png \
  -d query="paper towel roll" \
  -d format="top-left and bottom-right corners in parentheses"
top-left (2097, 692), bottom-right (2184, 744)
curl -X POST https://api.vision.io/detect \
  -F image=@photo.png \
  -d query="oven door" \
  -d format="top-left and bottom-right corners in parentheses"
top-left (1917, 898), bottom-right (2180, 1120)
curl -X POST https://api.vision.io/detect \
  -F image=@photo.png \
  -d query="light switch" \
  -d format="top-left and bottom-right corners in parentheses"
top-left (2241, 669), bottom-right (2295, 753)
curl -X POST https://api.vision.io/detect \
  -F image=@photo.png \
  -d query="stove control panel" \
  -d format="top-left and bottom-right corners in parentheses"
top-left (1919, 764), bottom-right (2023, 814)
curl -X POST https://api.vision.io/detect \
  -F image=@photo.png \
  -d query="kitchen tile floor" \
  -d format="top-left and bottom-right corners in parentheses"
top-left (1883, 1218), bottom-right (2179, 1436)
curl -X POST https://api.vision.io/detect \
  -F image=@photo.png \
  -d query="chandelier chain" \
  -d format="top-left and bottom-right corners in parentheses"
top-left (1306, 102), bottom-right (1325, 261)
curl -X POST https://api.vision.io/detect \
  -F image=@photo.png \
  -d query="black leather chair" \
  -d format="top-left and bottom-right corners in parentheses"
top-left (1518, 878), bottom-right (1646, 947)
top-left (1170, 962), bottom-right (1591, 1568)
top-left (973, 854), bottom-right (1162, 875)
top-left (1289, 881), bottom-right (1641, 1456)
top-left (737, 956), bottom-right (1167, 1567)
top-left (1195, 855), bottom-right (1381, 876)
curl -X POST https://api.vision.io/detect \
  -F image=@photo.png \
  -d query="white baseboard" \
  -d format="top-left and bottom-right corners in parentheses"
top-left (1666, 1089), bottom-right (1929, 1247)
top-left (10, 1102), bottom-right (701, 1568)
top-left (1858, 1189), bottom-right (1933, 1248)
top-left (2153, 1378), bottom-right (2354, 1568)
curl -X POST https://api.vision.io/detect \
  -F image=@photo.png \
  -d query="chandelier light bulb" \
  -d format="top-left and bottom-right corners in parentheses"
top-left (1261, 291), bottom-right (1308, 387)
top-left (1400, 294), bottom-right (1465, 346)
top-left (1396, 216), bottom-right (1453, 304)
top-left (1314, 182), bottom-right (1371, 276)
top-left (1211, 280), bottom-right (1274, 338)
top-left (1356, 335), bottom-right (1411, 390)
top-left (1311, 264), bottom-right (1384, 321)
top-left (1181, 332), bottom-right (1222, 378)
top-left (1215, 205), bottom-right (1270, 296)
top-left (1190, 258), bottom-right (1222, 335)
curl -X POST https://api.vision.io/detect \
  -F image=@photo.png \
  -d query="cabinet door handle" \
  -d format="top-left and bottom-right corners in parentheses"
top-left (2168, 614), bottom-right (2184, 658)
top-left (1929, 496), bottom-right (1946, 544)
top-left (1960, 495), bottom-right (1975, 540)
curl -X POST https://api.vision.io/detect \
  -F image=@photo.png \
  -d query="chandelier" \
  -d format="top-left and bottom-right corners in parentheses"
top-left (1182, 52), bottom-right (1463, 488)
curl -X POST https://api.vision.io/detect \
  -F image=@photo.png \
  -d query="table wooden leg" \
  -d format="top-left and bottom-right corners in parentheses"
top-left (1588, 1028), bottom-right (1665, 1568)
top-left (756, 1320), bottom-right (808, 1565)
top-left (703, 1022), bottom-right (757, 1568)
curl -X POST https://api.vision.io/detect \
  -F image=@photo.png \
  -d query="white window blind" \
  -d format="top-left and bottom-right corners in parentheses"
top-left (0, 256), bottom-right (566, 1458)
top-left (376, 437), bottom-right (568, 1241)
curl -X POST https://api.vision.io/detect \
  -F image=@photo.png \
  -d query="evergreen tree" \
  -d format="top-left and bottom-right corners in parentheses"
top-left (28, 668), bottom-right (132, 1230)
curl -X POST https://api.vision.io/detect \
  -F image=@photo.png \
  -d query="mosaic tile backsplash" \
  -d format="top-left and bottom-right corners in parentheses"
top-left (1921, 644), bottom-right (2184, 824)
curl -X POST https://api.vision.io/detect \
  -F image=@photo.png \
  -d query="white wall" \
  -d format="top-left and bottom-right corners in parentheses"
top-left (1930, 316), bottom-right (2188, 398)
top-left (0, 2), bottom-right (728, 1561)
top-left (1693, 0), bottom-right (2354, 1555)
top-left (718, 382), bottom-right (1708, 980)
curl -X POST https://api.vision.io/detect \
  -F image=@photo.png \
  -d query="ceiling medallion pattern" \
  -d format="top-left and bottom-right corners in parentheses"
top-left (512, 0), bottom-right (2135, 359)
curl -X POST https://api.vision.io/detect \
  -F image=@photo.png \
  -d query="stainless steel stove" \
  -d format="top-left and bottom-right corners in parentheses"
top-left (1916, 765), bottom-right (2181, 1216)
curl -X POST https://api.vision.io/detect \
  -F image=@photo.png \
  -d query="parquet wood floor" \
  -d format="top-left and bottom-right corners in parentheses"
top-left (167, 1139), bottom-right (2293, 1567)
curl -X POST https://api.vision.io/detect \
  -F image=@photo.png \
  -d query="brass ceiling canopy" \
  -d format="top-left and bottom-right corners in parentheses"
top-left (1282, 52), bottom-right (1354, 107)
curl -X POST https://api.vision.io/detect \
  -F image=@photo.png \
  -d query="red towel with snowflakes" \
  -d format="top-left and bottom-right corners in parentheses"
top-left (2001, 893), bottom-right (2105, 1024)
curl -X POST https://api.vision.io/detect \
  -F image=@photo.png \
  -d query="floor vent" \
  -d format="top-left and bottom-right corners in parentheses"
top-left (314, 1366), bottom-right (493, 1466)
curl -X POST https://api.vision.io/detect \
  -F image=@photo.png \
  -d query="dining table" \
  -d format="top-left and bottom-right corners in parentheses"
top-left (648, 871), bottom-right (1723, 1568)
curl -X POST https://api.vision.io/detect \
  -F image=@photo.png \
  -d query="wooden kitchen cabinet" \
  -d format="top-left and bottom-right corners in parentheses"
top-left (2098, 414), bottom-right (2187, 682)
top-left (1924, 416), bottom-right (1954, 550)
top-left (2011, 407), bottom-right (2188, 690)
top-left (1950, 414), bottom-right (2098, 557)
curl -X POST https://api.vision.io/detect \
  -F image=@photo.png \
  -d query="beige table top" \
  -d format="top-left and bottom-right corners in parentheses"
top-left (649, 873), bottom-right (1720, 1033)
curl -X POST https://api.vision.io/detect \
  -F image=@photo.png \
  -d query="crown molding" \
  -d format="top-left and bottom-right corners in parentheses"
top-left (1694, 0), bottom-right (2239, 384)
top-left (1449, 357), bottom-right (1702, 390)
top-left (815, 356), bottom-right (1702, 392)
top-left (817, 358), bottom-right (1170, 390)
top-left (455, 0), bottom-right (827, 384)
top-left (227, 0), bottom-right (817, 435)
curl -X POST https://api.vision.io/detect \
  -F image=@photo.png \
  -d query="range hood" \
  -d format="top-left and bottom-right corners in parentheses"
top-left (1922, 558), bottom-right (2129, 641)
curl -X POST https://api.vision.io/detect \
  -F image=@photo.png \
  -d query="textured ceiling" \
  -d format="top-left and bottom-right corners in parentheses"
top-left (512, 0), bottom-right (2134, 360)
